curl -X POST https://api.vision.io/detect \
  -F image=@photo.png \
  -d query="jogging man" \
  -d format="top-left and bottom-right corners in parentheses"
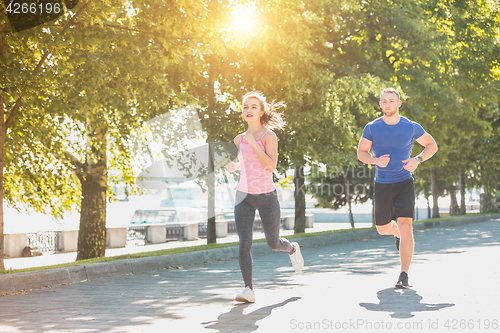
top-left (357, 88), bottom-right (438, 288)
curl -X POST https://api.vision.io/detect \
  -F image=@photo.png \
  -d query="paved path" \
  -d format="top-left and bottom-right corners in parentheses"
top-left (1, 219), bottom-right (499, 333)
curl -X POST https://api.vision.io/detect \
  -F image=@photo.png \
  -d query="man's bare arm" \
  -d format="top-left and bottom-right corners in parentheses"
top-left (357, 137), bottom-right (390, 167)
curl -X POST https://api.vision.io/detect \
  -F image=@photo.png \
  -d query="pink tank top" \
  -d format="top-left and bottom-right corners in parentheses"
top-left (237, 131), bottom-right (276, 194)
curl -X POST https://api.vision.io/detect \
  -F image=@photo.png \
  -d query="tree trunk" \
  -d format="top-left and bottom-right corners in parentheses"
top-left (207, 143), bottom-right (216, 244)
top-left (1, 31), bottom-right (7, 269)
top-left (206, 55), bottom-right (217, 244)
top-left (77, 121), bottom-right (108, 260)
top-left (480, 193), bottom-right (489, 214)
top-left (0, 95), bottom-right (5, 269)
top-left (344, 172), bottom-right (354, 228)
top-left (348, 201), bottom-right (354, 228)
top-left (427, 197), bottom-right (431, 219)
top-left (459, 169), bottom-right (466, 215)
top-left (449, 185), bottom-right (459, 216)
top-left (294, 166), bottom-right (306, 234)
top-left (431, 168), bottom-right (440, 218)
top-left (496, 185), bottom-right (500, 211)
top-left (495, 185), bottom-right (500, 211)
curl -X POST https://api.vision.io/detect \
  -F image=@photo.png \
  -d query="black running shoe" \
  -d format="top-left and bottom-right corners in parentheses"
top-left (396, 271), bottom-right (409, 289)
top-left (395, 236), bottom-right (400, 251)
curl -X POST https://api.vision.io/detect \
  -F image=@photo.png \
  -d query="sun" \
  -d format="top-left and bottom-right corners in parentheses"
top-left (230, 4), bottom-right (258, 34)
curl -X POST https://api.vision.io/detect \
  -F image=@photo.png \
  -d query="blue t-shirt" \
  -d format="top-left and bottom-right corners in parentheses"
top-left (362, 116), bottom-right (425, 184)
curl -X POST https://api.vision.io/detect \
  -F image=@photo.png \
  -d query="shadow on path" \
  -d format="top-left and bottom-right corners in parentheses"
top-left (1, 220), bottom-right (497, 332)
top-left (202, 297), bottom-right (301, 333)
top-left (359, 288), bottom-right (454, 319)
top-left (297, 220), bottom-right (500, 278)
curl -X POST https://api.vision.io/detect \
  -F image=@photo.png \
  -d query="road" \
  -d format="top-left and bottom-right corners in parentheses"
top-left (0, 219), bottom-right (499, 332)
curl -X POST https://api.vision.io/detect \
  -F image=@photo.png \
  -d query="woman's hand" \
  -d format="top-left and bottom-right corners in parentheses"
top-left (242, 133), bottom-right (258, 147)
top-left (226, 161), bottom-right (239, 172)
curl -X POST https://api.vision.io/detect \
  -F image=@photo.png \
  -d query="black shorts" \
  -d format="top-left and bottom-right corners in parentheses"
top-left (374, 179), bottom-right (415, 226)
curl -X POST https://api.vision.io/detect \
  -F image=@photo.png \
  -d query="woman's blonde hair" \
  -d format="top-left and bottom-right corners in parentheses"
top-left (242, 91), bottom-right (287, 130)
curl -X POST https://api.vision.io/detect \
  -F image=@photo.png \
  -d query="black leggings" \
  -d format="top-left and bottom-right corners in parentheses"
top-left (234, 190), bottom-right (294, 289)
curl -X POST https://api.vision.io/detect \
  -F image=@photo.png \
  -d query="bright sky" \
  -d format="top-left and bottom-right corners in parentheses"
top-left (230, 3), bottom-right (258, 34)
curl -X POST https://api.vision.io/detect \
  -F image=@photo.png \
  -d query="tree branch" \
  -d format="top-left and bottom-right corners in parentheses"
top-left (0, 17), bottom-right (13, 37)
top-left (33, 51), bottom-right (51, 72)
top-left (61, 0), bottom-right (93, 33)
top-left (4, 0), bottom-right (93, 131)
top-left (62, 150), bottom-right (85, 172)
top-left (103, 24), bottom-right (154, 35)
top-left (104, 24), bottom-right (195, 41)
top-left (0, 27), bottom-right (5, 57)
top-left (68, 22), bottom-right (195, 41)
top-left (68, 22), bottom-right (155, 35)
top-left (4, 98), bottom-right (22, 131)
top-left (32, 0), bottom-right (93, 73)
top-left (46, 142), bottom-right (85, 176)
top-left (0, 95), bottom-right (4, 125)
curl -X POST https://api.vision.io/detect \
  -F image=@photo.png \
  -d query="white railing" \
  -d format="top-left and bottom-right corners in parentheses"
top-left (3, 215), bottom-right (314, 259)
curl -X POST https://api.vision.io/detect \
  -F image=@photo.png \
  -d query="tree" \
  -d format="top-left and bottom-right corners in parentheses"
top-left (1, 0), bottom-right (223, 264)
top-left (228, 0), bottom-right (371, 233)
top-left (336, 0), bottom-right (500, 220)
top-left (308, 164), bottom-right (374, 228)
top-left (427, 0), bottom-right (500, 215)
top-left (173, 0), bottom-right (340, 234)
top-left (1, 0), bottom-right (92, 269)
top-left (443, 0), bottom-right (500, 207)
top-left (305, 74), bottom-right (387, 227)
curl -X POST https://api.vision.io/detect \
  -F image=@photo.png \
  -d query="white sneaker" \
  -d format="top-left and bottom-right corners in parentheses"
top-left (235, 286), bottom-right (255, 303)
top-left (289, 242), bottom-right (304, 273)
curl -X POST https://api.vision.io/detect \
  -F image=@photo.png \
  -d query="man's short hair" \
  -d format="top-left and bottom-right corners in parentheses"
top-left (380, 88), bottom-right (400, 100)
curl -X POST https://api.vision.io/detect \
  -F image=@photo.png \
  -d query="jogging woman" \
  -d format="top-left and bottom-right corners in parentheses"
top-left (226, 91), bottom-right (304, 303)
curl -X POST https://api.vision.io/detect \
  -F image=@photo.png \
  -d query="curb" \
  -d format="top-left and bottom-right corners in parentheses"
top-left (413, 214), bottom-right (499, 230)
top-left (1, 213), bottom-right (499, 295)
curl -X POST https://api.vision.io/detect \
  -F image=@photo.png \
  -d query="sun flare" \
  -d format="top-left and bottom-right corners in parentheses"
top-left (231, 4), bottom-right (258, 34)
